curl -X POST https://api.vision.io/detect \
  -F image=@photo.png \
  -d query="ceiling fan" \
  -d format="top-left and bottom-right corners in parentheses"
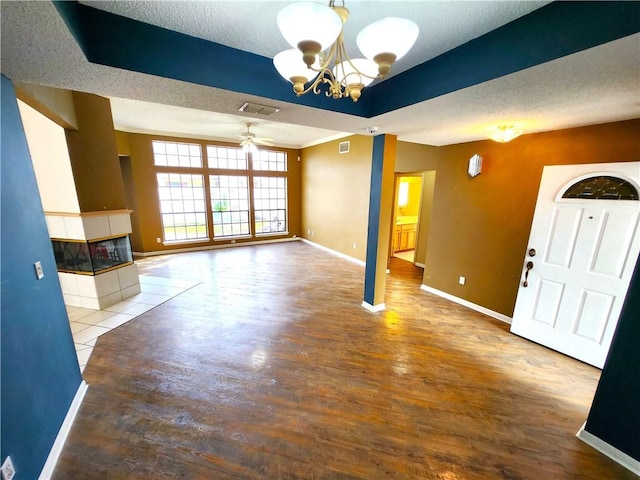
top-left (236, 123), bottom-right (273, 151)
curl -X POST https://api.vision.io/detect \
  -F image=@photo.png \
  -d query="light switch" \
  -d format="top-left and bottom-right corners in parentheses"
top-left (34, 261), bottom-right (44, 280)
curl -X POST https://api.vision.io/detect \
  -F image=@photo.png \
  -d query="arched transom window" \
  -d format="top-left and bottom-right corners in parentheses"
top-left (562, 175), bottom-right (639, 201)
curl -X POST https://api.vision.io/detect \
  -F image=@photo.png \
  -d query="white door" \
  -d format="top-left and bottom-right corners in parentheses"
top-left (511, 162), bottom-right (640, 368)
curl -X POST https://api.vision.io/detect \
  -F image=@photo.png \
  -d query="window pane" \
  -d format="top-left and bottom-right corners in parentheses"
top-left (156, 173), bottom-right (207, 242)
top-left (209, 174), bottom-right (251, 238)
top-left (207, 145), bottom-right (248, 170)
top-left (152, 140), bottom-right (202, 168)
top-left (254, 176), bottom-right (287, 233)
top-left (254, 150), bottom-right (287, 172)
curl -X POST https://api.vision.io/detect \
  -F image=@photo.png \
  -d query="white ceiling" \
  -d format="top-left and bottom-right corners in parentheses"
top-left (1, 1), bottom-right (638, 148)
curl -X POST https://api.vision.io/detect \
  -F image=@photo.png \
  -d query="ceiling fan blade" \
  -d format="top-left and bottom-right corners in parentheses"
top-left (254, 138), bottom-right (274, 146)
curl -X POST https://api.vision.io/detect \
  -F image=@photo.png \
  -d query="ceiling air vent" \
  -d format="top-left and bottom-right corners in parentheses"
top-left (239, 102), bottom-right (280, 116)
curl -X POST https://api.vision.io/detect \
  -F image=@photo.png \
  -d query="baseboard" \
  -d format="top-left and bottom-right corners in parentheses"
top-left (576, 423), bottom-right (640, 475)
top-left (362, 301), bottom-right (386, 312)
top-left (133, 236), bottom-right (299, 257)
top-left (39, 380), bottom-right (88, 480)
top-left (414, 262), bottom-right (425, 268)
top-left (300, 238), bottom-right (366, 267)
top-left (420, 284), bottom-right (512, 324)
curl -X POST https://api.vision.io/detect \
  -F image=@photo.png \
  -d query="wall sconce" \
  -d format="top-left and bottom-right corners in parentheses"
top-left (468, 154), bottom-right (483, 177)
top-left (488, 125), bottom-right (523, 143)
top-left (398, 181), bottom-right (409, 207)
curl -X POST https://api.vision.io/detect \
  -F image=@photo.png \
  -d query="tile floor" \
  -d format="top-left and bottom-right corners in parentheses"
top-left (67, 274), bottom-right (199, 372)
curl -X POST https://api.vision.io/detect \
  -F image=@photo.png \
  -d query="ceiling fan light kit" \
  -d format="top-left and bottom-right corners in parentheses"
top-left (237, 123), bottom-right (273, 153)
top-left (273, 0), bottom-right (419, 102)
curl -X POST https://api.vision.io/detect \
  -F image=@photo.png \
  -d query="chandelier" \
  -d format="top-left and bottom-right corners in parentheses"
top-left (273, 1), bottom-right (419, 102)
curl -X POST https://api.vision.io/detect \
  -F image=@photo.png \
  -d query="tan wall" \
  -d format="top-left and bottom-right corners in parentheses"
top-left (65, 92), bottom-right (127, 212)
top-left (120, 132), bottom-right (301, 253)
top-left (301, 135), bottom-right (373, 261)
top-left (423, 119), bottom-right (640, 317)
top-left (415, 171), bottom-right (436, 265)
top-left (15, 82), bottom-right (78, 129)
top-left (396, 141), bottom-right (440, 172)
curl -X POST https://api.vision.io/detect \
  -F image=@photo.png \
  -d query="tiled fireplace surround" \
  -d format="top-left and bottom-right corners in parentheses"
top-left (45, 210), bottom-right (140, 309)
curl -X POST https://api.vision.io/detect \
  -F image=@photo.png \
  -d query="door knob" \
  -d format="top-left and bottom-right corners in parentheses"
top-left (523, 261), bottom-right (534, 287)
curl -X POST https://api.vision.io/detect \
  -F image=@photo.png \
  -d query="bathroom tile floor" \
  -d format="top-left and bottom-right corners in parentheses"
top-left (67, 274), bottom-right (199, 372)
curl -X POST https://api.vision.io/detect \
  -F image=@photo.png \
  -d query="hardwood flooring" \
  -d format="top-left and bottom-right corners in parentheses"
top-left (53, 242), bottom-right (636, 479)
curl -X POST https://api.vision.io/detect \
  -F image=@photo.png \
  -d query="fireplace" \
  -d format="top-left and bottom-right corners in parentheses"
top-left (45, 210), bottom-right (140, 309)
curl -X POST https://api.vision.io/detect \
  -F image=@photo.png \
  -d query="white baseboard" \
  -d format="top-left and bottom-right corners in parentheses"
top-left (362, 301), bottom-right (386, 312)
top-left (576, 423), bottom-right (640, 475)
top-left (39, 380), bottom-right (88, 480)
top-left (420, 284), bottom-right (512, 324)
top-left (133, 236), bottom-right (299, 257)
top-left (414, 262), bottom-right (425, 268)
top-left (300, 238), bottom-right (366, 267)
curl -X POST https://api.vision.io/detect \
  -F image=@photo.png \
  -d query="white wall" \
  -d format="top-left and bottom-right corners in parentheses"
top-left (18, 100), bottom-right (80, 213)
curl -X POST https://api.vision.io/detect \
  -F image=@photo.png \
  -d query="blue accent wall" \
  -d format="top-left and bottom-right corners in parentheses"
top-left (52, 1), bottom-right (640, 118)
top-left (1, 75), bottom-right (82, 480)
top-left (363, 135), bottom-right (385, 305)
top-left (585, 253), bottom-right (640, 461)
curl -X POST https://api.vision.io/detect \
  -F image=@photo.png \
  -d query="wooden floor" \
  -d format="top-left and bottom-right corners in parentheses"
top-left (53, 242), bottom-right (635, 479)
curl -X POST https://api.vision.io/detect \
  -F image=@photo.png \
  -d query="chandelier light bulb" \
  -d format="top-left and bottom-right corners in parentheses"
top-left (277, 2), bottom-right (342, 52)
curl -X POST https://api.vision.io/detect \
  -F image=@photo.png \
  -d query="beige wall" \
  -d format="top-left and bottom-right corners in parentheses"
top-left (119, 132), bottom-right (302, 253)
top-left (301, 135), bottom-right (373, 261)
top-left (17, 100), bottom-right (81, 214)
top-left (423, 119), bottom-right (640, 317)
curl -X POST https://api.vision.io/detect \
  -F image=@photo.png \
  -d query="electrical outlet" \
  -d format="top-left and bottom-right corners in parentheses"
top-left (2, 456), bottom-right (16, 480)
top-left (156, 237), bottom-right (162, 243)
top-left (353, 243), bottom-right (357, 249)
top-left (459, 276), bottom-right (466, 285)
top-left (34, 261), bottom-right (44, 280)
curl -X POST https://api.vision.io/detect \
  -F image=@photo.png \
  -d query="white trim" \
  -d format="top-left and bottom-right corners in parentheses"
top-left (300, 238), bottom-right (366, 267)
top-left (362, 301), bottom-right (386, 312)
top-left (134, 237), bottom-right (298, 257)
top-left (39, 381), bottom-right (88, 480)
top-left (414, 262), bottom-right (425, 268)
top-left (420, 284), bottom-right (512, 324)
top-left (576, 423), bottom-right (640, 475)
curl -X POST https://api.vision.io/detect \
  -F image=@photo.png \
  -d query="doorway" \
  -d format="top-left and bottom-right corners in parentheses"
top-left (391, 172), bottom-right (436, 268)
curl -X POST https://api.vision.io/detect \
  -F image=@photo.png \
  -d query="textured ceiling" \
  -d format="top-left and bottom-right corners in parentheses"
top-left (1, 1), bottom-right (638, 148)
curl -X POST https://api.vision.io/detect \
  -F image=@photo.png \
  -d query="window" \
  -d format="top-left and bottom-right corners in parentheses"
top-left (210, 175), bottom-right (250, 237)
top-left (153, 140), bottom-right (202, 168)
top-left (253, 150), bottom-right (287, 172)
top-left (153, 140), bottom-right (289, 243)
top-left (254, 176), bottom-right (287, 234)
top-left (156, 173), bottom-right (207, 241)
top-left (562, 176), bottom-right (639, 200)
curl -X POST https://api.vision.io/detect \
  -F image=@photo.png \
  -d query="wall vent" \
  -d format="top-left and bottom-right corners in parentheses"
top-left (339, 141), bottom-right (350, 154)
top-left (239, 102), bottom-right (280, 116)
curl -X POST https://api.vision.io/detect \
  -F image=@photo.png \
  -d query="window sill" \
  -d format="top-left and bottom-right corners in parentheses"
top-left (162, 238), bottom-right (210, 246)
top-left (213, 235), bottom-right (253, 242)
top-left (255, 231), bottom-right (289, 238)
